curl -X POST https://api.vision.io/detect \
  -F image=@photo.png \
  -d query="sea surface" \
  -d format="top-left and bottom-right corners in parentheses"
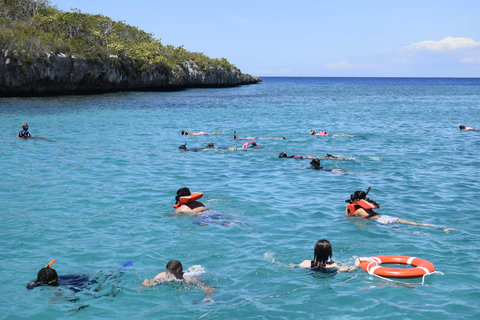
top-left (1, 77), bottom-right (479, 319)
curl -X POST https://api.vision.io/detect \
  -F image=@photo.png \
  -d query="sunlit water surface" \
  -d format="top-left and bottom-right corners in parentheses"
top-left (1, 77), bottom-right (479, 319)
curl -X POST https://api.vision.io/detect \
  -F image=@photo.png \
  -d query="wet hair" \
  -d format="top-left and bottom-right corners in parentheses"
top-left (279, 152), bottom-right (288, 158)
top-left (459, 125), bottom-right (465, 129)
top-left (310, 158), bottom-right (321, 169)
top-left (175, 187), bottom-right (191, 204)
top-left (233, 131), bottom-right (237, 139)
top-left (179, 143), bottom-right (187, 150)
top-left (312, 240), bottom-right (333, 268)
top-left (166, 260), bottom-right (183, 279)
top-left (206, 142), bottom-right (215, 148)
top-left (310, 129), bottom-right (315, 135)
top-left (181, 130), bottom-right (188, 135)
top-left (36, 267), bottom-right (58, 286)
top-left (352, 190), bottom-right (366, 200)
top-left (22, 123), bottom-right (28, 130)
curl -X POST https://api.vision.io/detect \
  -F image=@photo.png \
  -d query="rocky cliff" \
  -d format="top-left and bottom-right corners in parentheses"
top-left (0, 53), bottom-right (262, 97)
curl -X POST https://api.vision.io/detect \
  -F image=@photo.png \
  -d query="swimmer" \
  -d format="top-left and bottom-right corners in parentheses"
top-left (322, 154), bottom-right (347, 160)
top-left (279, 152), bottom-right (314, 159)
top-left (310, 129), bottom-right (361, 138)
top-left (345, 187), bottom-right (454, 233)
top-left (310, 158), bottom-right (343, 173)
top-left (242, 141), bottom-right (258, 148)
top-left (459, 125), bottom-right (477, 131)
top-left (18, 123), bottom-right (32, 139)
top-left (172, 187), bottom-right (210, 215)
top-left (298, 240), bottom-right (357, 272)
top-left (179, 143), bottom-right (238, 152)
top-left (181, 129), bottom-right (222, 135)
top-left (168, 188), bottom-right (240, 227)
top-left (27, 260), bottom-right (97, 290)
top-left (233, 131), bottom-right (286, 140)
top-left (141, 260), bottom-right (215, 302)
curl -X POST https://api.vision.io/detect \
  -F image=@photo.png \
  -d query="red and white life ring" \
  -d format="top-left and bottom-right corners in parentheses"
top-left (358, 255), bottom-right (435, 279)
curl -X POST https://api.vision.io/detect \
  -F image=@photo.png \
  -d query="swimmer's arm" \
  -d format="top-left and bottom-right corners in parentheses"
top-left (141, 272), bottom-right (166, 287)
top-left (187, 277), bottom-right (216, 302)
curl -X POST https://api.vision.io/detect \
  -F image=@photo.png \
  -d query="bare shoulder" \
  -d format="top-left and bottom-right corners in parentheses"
top-left (298, 260), bottom-right (311, 268)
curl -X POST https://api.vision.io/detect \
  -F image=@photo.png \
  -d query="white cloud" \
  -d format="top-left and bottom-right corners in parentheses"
top-left (401, 36), bottom-right (480, 52)
top-left (324, 61), bottom-right (358, 69)
top-left (460, 57), bottom-right (480, 64)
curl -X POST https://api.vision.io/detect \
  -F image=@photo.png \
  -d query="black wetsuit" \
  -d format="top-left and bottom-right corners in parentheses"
top-left (27, 274), bottom-right (96, 292)
top-left (18, 129), bottom-right (31, 138)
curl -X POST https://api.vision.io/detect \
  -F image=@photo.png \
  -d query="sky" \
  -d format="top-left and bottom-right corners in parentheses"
top-left (51, 0), bottom-right (480, 77)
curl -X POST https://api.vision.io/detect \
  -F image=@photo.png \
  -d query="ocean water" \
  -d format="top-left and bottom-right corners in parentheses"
top-left (1, 77), bottom-right (479, 319)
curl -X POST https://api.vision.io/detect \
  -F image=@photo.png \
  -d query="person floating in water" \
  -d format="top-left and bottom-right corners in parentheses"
top-left (167, 188), bottom-right (237, 227)
top-left (178, 143), bottom-right (238, 152)
top-left (18, 123), bottom-right (32, 139)
top-left (459, 125), bottom-right (477, 131)
top-left (27, 260), bottom-right (97, 291)
top-left (345, 187), bottom-right (454, 232)
top-left (298, 240), bottom-right (357, 272)
top-left (233, 131), bottom-right (286, 140)
top-left (181, 129), bottom-right (222, 135)
top-left (279, 152), bottom-right (314, 159)
top-left (310, 129), bottom-right (360, 138)
top-left (322, 154), bottom-right (347, 160)
top-left (141, 260), bottom-right (215, 302)
top-left (242, 141), bottom-right (258, 148)
top-left (310, 158), bottom-right (343, 173)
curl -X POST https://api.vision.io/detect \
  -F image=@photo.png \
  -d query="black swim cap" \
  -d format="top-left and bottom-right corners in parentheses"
top-left (279, 152), bottom-right (287, 158)
top-left (179, 144), bottom-right (187, 150)
top-left (310, 158), bottom-right (320, 168)
top-left (206, 142), bottom-right (215, 147)
top-left (181, 130), bottom-right (187, 135)
top-left (175, 187), bottom-right (191, 204)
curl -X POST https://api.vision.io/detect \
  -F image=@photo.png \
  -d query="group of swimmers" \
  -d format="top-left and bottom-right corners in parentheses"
top-left (22, 123), bottom-right (461, 302)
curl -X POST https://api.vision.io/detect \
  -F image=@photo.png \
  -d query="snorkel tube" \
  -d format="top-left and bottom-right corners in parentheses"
top-left (45, 259), bottom-right (55, 268)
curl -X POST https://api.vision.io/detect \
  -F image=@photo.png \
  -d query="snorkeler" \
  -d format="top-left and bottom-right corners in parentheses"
top-left (233, 131), bottom-right (286, 140)
top-left (279, 152), bottom-right (314, 159)
top-left (141, 260), bottom-right (215, 302)
top-left (242, 141), bottom-right (259, 148)
top-left (27, 260), bottom-right (98, 291)
top-left (298, 240), bottom-right (357, 272)
top-left (168, 188), bottom-right (240, 227)
top-left (345, 187), bottom-right (454, 232)
top-left (310, 158), bottom-right (343, 173)
top-left (18, 123), bottom-right (32, 139)
top-left (179, 143), bottom-right (238, 152)
top-left (322, 154), bottom-right (347, 160)
top-left (310, 129), bottom-right (360, 138)
top-left (181, 129), bottom-right (223, 135)
top-left (459, 125), bottom-right (477, 131)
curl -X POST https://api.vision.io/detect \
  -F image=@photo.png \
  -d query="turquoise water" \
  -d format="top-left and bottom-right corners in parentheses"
top-left (1, 77), bottom-right (480, 319)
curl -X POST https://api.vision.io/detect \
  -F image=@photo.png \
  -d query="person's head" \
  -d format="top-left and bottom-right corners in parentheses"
top-left (459, 125), bottom-right (465, 129)
top-left (313, 239), bottom-right (333, 265)
top-left (175, 187), bottom-right (191, 204)
top-left (279, 152), bottom-right (288, 158)
top-left (36, 267), bottom-right (58, 286)
top-left (310, 129), bottom-right (316, 135)
top-left (22, 123), bottom-right (29, 130)
top-left (179, 143), bottom-right (187, 150)
top-left (165, 260), bottom-right (183, 279)
top-left (310, 158), bottom-right (321, 169)
top-left (352, 190), bottom-right (366, 201)
top-left (206, 142), bottom-right (215, 148)
top-left (233, 131), bottom-right (237, 139)
top-left (181, 130), bottom-right (188, 135)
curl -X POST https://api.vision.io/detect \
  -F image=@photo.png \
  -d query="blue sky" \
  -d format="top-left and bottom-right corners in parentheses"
top-left (52, 0), bottom-right (480, 77)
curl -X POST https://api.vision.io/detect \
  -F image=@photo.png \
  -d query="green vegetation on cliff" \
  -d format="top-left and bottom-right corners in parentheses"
top-left (0, 0), bottom-right (238, 73)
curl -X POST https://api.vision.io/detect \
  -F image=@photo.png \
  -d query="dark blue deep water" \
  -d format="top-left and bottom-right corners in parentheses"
top-left (1, 77), bottom-right (479, 319)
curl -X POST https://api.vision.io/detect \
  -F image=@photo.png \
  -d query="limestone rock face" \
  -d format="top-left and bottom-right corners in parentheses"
top-left (0, 54), bottom-right (262, 96)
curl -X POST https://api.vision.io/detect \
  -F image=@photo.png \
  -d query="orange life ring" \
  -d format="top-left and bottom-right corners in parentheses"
top-left (359, 255), bottom-right (435, 279)
top-left (173, 192), bottom-right (204, 208)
